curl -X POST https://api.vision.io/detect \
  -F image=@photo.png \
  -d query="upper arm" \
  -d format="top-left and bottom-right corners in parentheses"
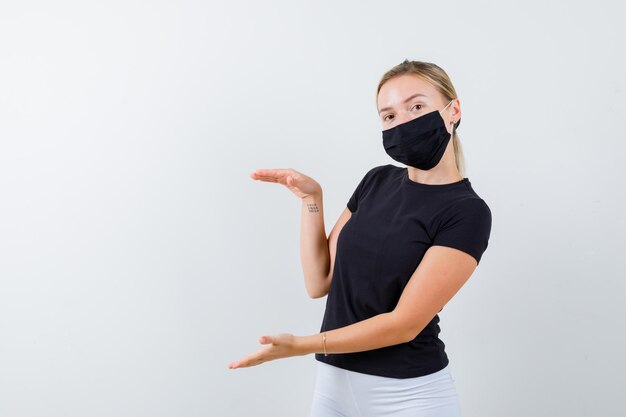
top-left (392, 197), bottom-right (492, 339)
top-left (317, 206), bottom-right (352, 298)
top-left (392, 245), bottom-right (478, 342)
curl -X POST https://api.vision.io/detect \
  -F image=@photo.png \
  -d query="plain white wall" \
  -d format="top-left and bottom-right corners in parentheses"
top-left (1, 1), bottom-right (625, 416)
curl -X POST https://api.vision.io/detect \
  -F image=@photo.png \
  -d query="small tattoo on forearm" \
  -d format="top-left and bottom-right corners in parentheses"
top-left (307, 203), bottom-right (319, 213)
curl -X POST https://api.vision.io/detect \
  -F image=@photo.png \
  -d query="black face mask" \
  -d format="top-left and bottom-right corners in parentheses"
top-left (382, 99), bottom-right (457, 170)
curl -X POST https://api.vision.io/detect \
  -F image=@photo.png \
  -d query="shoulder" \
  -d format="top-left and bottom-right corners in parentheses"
top-left (440, 196), bottom-right (492, 231)
top-left (448, 195), bottom-right (491, 217)
top-left (455, 196), bottom-right (491, 215)
top-left (360, 164), bottom-right (398, 183)
top-left (432, 195), bottom-right (493, 265)
top-left (347, 165), bottom-right (394, 212)
top-left (363, 163), bottom-right (396, 177)
top-left (446, 178), bottom-right (492, 217)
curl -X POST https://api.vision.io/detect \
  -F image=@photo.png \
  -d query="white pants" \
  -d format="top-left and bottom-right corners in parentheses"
top-left (309, 361), bottom-right (462, 417)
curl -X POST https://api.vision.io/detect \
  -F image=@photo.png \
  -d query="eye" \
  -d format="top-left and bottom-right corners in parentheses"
top-left (411, 104), bottom-right (423, 111)
top-left (383, 114), bottom-right (395, 122)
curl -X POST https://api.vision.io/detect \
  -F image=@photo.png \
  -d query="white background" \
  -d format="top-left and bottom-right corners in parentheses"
top-left (1, 1), bottom-right (624, 416)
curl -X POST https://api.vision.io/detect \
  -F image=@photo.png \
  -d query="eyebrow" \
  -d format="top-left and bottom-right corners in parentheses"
top-left (378, 93), bottom-right (429, 115)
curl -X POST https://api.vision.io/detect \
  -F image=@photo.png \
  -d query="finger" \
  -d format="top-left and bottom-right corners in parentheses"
top-left (229, 356), bottom-right (263, 369)
top-left (250, 169), bottom-right (291, 181)
top-left (228, 349), bottom-right (267, 369)
top-left (250, 174), bottom-right (280, 183)
top-left (252, 175), bottom-right (292, 185)
top-left (253, 176), bottom-right (281, 183)
top-left (229, 357), bottom-right (249, 369)
top-left (251, 169), bottom-right (288, 177)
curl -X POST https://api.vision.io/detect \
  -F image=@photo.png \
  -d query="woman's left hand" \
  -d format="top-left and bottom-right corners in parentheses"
top-left (228, 333), bottom-right (302, 369)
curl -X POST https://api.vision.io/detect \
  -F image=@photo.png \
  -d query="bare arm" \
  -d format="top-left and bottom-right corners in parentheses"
top-left (295, 245), bottom-right (479, 355)
top-left (249, 167), bottom-right (351, 299)
top-left (227, 245), bottom-right (478, 370)
top-left (300, 198), bottom-right (352, 299)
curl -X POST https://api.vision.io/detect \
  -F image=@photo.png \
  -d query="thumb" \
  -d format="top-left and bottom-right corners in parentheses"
top-left (259, 335), bottom-right (273, 344)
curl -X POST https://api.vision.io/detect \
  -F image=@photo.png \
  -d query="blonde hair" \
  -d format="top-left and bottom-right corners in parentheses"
top-left (376, 60), bottom-right (466, 177)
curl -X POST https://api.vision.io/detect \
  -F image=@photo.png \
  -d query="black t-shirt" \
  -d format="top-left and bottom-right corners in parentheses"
top-left (315, 164), bottom-right (492, 378)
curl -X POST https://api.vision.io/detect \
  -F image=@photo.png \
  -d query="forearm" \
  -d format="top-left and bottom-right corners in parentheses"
top-left (296, 311), bottom-right (410, 355)
top-left (299, 193), bottom-right (330, 297)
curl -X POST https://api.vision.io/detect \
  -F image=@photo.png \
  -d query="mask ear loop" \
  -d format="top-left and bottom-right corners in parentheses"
top-left (442, 99), bottom-right (456, 130)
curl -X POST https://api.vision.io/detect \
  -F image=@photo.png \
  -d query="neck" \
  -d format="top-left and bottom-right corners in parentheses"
top-left (406, 160), bottom-right (463, 185)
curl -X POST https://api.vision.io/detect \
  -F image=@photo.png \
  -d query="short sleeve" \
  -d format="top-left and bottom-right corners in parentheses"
top-left (432, 198), bottom-right (492, 265)
top-left (347, 166), bottom-right (385, 213)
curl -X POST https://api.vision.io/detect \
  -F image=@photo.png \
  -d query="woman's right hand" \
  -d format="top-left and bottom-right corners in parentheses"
top-left (250, 168), bottom-right (322, 200)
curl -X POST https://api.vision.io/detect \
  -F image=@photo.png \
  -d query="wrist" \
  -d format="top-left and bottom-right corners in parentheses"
top-left (295, 333), bottom-right (324, 356)
top-left (302, 192), bottom-right (322, 203)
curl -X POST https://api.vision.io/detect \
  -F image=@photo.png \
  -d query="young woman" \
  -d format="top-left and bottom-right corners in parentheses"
top-left (228, 60), bottom-right (493, 417)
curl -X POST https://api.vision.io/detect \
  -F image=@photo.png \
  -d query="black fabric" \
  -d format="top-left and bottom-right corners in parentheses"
top-left (315, 164), bottom-right (492, 378)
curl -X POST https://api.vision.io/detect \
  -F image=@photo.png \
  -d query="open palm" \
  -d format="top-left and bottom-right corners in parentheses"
top-left (250, 168), bottom-right (321, 199)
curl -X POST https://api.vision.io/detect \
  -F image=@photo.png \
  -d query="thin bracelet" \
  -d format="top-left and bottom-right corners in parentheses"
top-left (322, 332), bottom-right (328, 356)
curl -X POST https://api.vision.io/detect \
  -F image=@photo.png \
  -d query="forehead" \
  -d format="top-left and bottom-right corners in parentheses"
top-left (377, 74), bottom-right (439, 109)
